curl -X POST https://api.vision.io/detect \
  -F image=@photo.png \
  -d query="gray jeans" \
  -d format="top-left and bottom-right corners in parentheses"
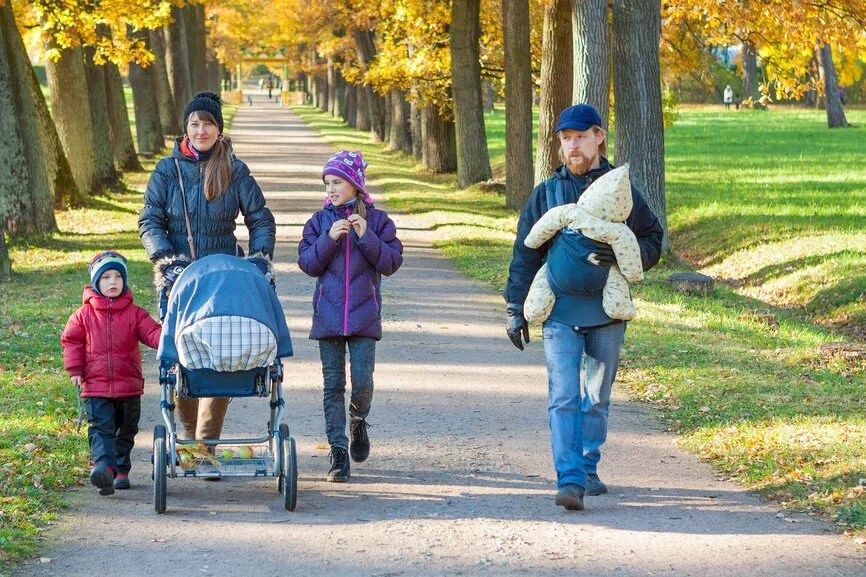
top-left (319, 337), bottom-right (376, 449)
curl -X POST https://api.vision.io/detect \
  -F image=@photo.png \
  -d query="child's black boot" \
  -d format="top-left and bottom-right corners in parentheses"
top-left (327, 446), bottom-right (350, 482)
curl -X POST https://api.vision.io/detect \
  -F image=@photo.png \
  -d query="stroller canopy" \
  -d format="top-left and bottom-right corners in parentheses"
top-left (158, 254), bottom-right (293, 371)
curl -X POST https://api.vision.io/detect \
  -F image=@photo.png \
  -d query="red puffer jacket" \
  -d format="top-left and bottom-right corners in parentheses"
top-left (61, 286), bottom-right (162, 398)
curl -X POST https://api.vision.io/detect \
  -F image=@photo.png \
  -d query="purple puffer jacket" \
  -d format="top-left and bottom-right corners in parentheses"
top-left (298, 201), bottom-right (403, 340)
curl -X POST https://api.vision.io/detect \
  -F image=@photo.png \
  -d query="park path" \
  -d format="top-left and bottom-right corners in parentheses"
top-left (14, 90), bottom-right (865, 577)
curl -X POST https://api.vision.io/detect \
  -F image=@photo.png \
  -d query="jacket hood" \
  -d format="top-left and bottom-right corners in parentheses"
top-left (82, 285), bottom-right (134, 310)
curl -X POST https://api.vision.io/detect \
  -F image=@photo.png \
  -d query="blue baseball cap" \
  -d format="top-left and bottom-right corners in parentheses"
top-left (555, 104), bottom-right (603, 133)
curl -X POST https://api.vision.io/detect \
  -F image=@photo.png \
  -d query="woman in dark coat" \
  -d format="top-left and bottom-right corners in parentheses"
top-left (138, 91), bottom-right (276, 443)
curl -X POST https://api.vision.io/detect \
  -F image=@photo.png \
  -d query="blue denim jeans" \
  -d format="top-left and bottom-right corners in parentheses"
top-left (542, 319), bottom-right (625, 488)
top-left (85, 397), bottom-right (141, 475)
top-left (319, 337), bottom-right (376, 449)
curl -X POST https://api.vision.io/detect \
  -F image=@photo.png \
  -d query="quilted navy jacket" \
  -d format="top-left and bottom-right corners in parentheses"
top-left (138, 138), bottom-right (276, 261)
top-left (298, 201), bottom-right (403, 340)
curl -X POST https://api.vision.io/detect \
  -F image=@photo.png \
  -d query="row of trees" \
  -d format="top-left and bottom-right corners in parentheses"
top-left (0, 0), bottom-right (223, 276)
top-left (2, 0), bottom-right (866, 276)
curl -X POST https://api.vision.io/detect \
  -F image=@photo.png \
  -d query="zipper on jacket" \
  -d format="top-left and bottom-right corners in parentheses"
top-left (107, 301), bottom-right (114, 397)
top-left (343, 206), bottom-right (353, 334)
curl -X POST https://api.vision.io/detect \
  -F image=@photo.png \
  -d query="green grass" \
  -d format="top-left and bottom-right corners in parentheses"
top-left (292, 104), bottom-right (866, 533)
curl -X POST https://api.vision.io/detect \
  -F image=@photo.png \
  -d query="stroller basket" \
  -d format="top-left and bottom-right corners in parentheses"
top-left (177, 364), bottom-right (271, 398)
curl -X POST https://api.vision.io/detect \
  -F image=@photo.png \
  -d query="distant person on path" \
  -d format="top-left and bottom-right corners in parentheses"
top-left (138, 91), bottom-right (276, 444)
top-left (298, 150), bottom-right (404, 483)
top-left (724, 85), bottom-right (734, 110)
top-left (61, 251), bottom-right (162, 495)
top-left (504, 104), bottom-right (663, 511)
top-left (267, 78), bottom-right (274, 100)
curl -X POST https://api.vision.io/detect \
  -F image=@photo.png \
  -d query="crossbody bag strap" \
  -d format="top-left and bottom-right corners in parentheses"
top-left (174, 158), bottom-right (197, 260)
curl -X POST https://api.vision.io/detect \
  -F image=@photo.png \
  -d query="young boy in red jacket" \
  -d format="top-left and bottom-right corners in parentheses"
top-left (61, 251), bottom-right (161, 495)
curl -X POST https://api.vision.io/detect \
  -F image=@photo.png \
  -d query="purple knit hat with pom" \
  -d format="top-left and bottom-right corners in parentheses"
top-left (322, 150), bottom-right (368, 195)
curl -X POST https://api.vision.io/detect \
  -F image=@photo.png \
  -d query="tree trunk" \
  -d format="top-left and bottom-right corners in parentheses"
top-left (327, 58), bottom-right (337, 116)
top-left (165, 8), bottom-right (192, 119)
top-left (451, 0), bottom-right (492, 187)
top-left (184, 5), bottom-right (207, 94)
top-left (421, 105), bottom-right (457, 173)
top-left (317, 75), bottom-right (328, 111)
top-left (818, 43), bottom-right (848, 128)
top-left (206, 57), bottom-right (221, 93)
top-left (483, 80), bottom-right (495, 112)
top-left (572, 0), bottom-right (609, 125)
top-left (410, 100), bottom-right (423, 159)
top-left (535, 0), bottom-right (573, 185)
top-left (104, 62), bottom-right (142, 171)
top-left (344, 82), bottom-right (357, 127)
top-left (0, 18), bottom-right (29, 244)
top-left (354, 30), bottom-right (387, 141)
top-left (151, 28), bottom-right (181, 135)
top-left (0, 224), bottom-right (11, 280)
top-left (388, 89), bottom-right (411, 153)
top-left (742, 42), bottom-right (760, 107)
top-left (356, 83), bottom-right (371, 131)
top-left (128, 30), bottom-right (165, 155)
top-left (611, 0), bottom-right (668, 252)
top-left (0, 2), bottom-right (67, 230)
top-left (503, 0), bottom-right (534, 208)
top-left (83, 46), bottom-right (119, 189)
top-left (334, 70), bottom-right (346, 119)
top-left (47, 46), bottom-right (103, 197)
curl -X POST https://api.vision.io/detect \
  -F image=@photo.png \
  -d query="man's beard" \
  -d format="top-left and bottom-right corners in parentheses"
top-left (565, 151), bottom-right (596, 175)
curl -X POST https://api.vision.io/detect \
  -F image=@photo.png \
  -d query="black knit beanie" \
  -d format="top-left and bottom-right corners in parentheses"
top-left (183, 91), bottom-right (224, 133)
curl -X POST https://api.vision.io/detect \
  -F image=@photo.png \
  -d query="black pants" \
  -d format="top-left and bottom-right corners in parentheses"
top-left (85, 397), bottom-right (141, 475)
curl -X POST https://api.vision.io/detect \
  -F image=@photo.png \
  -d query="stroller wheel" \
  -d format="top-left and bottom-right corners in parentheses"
top-left (153, 425), bottom-right (167, 514)
top-left (279, 423), bottom-right (297, 511)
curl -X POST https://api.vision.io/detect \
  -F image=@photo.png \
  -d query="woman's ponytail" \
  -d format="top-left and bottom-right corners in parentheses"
top-left (204, 135), bottom-right (233, 201)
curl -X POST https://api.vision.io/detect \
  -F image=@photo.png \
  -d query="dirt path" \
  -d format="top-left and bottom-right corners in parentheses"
top-left (14, 91), bottom-right (865, 577)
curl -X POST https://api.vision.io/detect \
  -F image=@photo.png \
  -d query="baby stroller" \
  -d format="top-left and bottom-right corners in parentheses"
top-left (152, 254), bottom-right (297, 513)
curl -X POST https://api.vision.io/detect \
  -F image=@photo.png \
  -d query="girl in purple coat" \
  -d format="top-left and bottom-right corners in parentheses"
top-left (298, 150), bottom-right (403, 482)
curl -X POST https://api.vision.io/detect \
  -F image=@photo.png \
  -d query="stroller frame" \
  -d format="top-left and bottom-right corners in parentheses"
top-left (151, 283), bottom-right (298, 514)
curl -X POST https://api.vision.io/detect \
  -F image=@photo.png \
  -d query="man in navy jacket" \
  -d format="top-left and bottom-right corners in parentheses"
top-left (504, 104), bottom-right (663, 511)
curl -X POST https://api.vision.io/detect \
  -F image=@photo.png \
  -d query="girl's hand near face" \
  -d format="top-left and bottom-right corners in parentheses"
top-left (348, 214), bottom-right (367, 238)
top-left (329, 219), bottom-right (351, 241)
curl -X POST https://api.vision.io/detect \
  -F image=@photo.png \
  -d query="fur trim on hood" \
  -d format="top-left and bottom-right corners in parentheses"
top-left (152, 253), bottom-right (275, 290)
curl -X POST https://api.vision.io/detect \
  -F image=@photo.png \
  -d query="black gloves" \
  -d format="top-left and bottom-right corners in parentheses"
top-left (591, 243), bottom-right (617, 267)
top-left (161, 258), bottom-right (190, 291)
top-left (506, 305), bottom-right (530, 351)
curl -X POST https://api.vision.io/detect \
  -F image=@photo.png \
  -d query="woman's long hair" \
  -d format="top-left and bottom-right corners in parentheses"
top-left (188, 111), bottom-right (233, 201)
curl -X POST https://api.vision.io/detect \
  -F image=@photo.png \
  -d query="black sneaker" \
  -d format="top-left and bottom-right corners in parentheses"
top-left (327, 446), bottom-right (350, 482)
top-left (349, 419), bottom-right (370, 463)
top-left (114, 474), bottom-right (131, 490)
top-left (585, 473), bottom-right (608, 496)
top-left (554, 484), bottom-right (585, 511)
top-left (90, 465), bottom-right (115, 496)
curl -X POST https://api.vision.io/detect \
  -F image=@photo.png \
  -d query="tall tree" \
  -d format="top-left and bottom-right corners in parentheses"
top-left (421, 105), bottom-right (457, 173)
top-left (503, 0), bottom-right (533, 208)
top-left (184, 4), bottom-right (208, 93)
top-left (534, 0), bottom-right (573, 185)
top-left (354, 29), bottom-right (387, 142)
top-left (128, 30), bottom-right (165, 155)
top-left (450, 0), bottom-right (492, 187)
top-left (572, 0), bottom-right (609, 124)
top-left (0, 2), bottom-right (71, 234)
top-left (165, 6), bottom-right (192, 118)
top-left (388, 89), bottom-right (411, 154)
top-left (817, 43), bottom-right (848, 128)
top-left (83, 45), bottom-right (119, 188)
top-left (612, 0), bottom-right (668, 252)
top-left (151, 28), bottom-right (181, 135)
top-left (741, 41), bottom-right (760, 106)
top-left (103, 62), bottom-right (142, 171)
top-left (47, 46), bottom-right (103, 197)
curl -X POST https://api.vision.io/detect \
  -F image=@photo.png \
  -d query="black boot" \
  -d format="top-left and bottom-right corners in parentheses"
top-left (349, 419), bottom-right (370, 463)
top-left (327, 446), bottom-right (350, 482)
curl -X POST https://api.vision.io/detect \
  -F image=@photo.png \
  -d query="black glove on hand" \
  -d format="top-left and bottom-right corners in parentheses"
top-left (161, 258), bottom-right (190, 290)
top-left (592, 243), bottom-right (617, 267)
top-left (506, 310), bottom-right (530, 351)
